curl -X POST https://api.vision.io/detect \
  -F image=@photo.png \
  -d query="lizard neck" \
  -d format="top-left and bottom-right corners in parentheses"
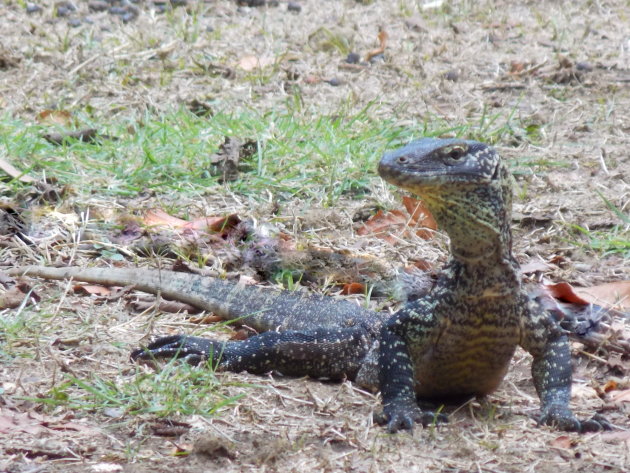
top-left (421, 171), bottom-right (516, 271)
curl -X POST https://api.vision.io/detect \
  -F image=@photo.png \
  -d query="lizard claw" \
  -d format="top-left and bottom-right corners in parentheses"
top-left (375, 399), bottom-right (448, 433)
top-left (538, 406), bottom-right (611, 433)
top-left (131, 335), bottom-right (220, 366)
top-left (577, 414), bottom-right (612, 433)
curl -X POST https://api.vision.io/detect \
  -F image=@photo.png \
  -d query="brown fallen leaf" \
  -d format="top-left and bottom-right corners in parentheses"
top-left (549, 435), bottom-right (574, 449)
top-left (520, 260), bottom-right (552, 274)
top-left (189, 314), bottom-right (224, 324)
top-left (0, 286), bottom-right (31, 310)
top-left (546, 281), bottom-right (630, 310)
top-left (544, 282), bottom-right (590, 305)
top-left (37, 109), bottom-right (72, 126)
top-left (129, 297), bottom-right (203, 314)
top-left (341, 282), bottom-right (365, 295)
top-left (357, 209), bottom-right (408, 245)
top-left (73, 284), bottom-right (112, 297)
top-left (365, 29), bottom-right (388, 62)
top-left (402, 196), bottom-right (438, 238)
top-left (238, 55), bottom-right (274, 71)
top-left (574, 281), bottom-right (630, 311)
top-left (0, 410), bottom-right (44, 435)
top-left (143, 209), bottom-right (240, 235)
top-left (358, 197), bottom-right (437, 244)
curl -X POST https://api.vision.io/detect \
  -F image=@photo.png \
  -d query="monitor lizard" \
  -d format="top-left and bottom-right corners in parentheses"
top-left (9, 138), bottom-right (609, 433)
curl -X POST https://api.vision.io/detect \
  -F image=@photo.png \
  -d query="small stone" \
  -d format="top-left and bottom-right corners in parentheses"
top-left (88, 1), bottom-right (109, 12)
top-left (238, 0), bottom-right (266, 6)
top-left (68, 18), bottom-right (82, 27)
top-left (576, 62), bottom-right (593, 72)
top-left (326, 78), bottom-right (342, 86)
top-left (444, 70), bottom-right (459, 81)
top-left (287, 2), bottom-right (301, 12)
top-left (122, 12), bottom-right (137, 23)
top-left (345, 52), bottom-right (360, 64)
top-left (368, 53), bottom-right (384, 63)
top-left (26, 3), bottom-right (42, 13)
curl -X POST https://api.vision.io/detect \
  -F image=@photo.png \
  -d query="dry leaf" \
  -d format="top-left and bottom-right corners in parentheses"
top-left (357, 209), bottom-right (408, 245)
top-left (73, 284), bottom-right (112, 297)
top-left (341, 282), bottom-right (365, 295)
top-left (405, 259), bottom-right (433, 272)
top-left (359, 197), bottom-right (437, 244)
top-left (143, 210), bottom-right (240, 235)
top-left (520, 260), bottom-right (552, 274)
top-left (188, 214), bottom-right (240, 234)
top-left (0, 286), bottom-right (29, 309)
top-left (546, 281), bottom-right (630, 310)
top-left (544, 282), bottom-right (590, 305)
top-left (238, 55), bottom-right (273, 71)
top-left (365, 29), bottom-right (388, 61)
top-left (37, 109), bottom-right (72, 126)
top-left (143, 209), bottom-right (189, 228)
top-left (574, 281), bottom-right (630, 310)
top-left (402, 195), bottom-right (438, 238)
top-left (603, 380), bottom-right (618, 392)
top-left (549, 435), bottom-right (574, 449)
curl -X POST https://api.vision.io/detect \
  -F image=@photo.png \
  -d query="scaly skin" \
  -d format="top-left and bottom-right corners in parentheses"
top-left (10, 138), bottom-right (610, 433)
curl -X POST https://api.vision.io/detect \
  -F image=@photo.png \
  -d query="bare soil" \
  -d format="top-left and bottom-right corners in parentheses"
top-left (1, 1), bottom-right (629, 472)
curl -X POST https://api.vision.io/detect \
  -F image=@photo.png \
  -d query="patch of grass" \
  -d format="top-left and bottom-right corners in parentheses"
top-left (0, 106), bottom-right (407, 205)
top-left (0, 104), bottom-right (543, 208)
top-left (28, 357), bottom-right (246, 417)
top-left (569, 224), bottom-right (630, 257)
top-left (567, 193), bottom-right (630, 257)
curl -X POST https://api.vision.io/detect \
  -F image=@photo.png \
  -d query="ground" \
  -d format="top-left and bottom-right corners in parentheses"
top-left (0, 1), bottom-right (629, 472)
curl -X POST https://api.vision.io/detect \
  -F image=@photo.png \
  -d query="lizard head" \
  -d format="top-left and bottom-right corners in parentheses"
top-left (378, 138), bottom-right (514, 262)
top-left (378, 138), bottom-right (500, 188)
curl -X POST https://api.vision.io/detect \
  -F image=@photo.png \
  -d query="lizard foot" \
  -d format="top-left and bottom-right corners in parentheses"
top-left (538, 406), bottom-right (611, 432)
top-left (375, 399), bottom-right (448, 433)
top-left (131, 335), bottom-right (222, 366)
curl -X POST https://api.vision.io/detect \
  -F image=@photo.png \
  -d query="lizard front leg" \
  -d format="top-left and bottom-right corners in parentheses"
top-left (521, 303), bottom-right (611, 432)
top-left (377, 308), bottom-right (446, 432)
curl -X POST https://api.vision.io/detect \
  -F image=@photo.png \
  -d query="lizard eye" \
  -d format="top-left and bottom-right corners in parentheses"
top-left (447, 146), bottom-right (466, 160)
top-left (396, 155), bottom-right (409, 164)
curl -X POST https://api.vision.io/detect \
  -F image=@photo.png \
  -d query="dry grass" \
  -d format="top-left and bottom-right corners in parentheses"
top-left (0, 1), bottom-right (628, 472)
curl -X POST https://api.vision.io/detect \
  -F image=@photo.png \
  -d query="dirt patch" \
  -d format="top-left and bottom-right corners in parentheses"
top-left (0, 1), bottom-right (628, 472)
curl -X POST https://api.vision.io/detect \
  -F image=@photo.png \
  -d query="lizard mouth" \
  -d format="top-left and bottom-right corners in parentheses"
top-left (378, 159), bottom-right (482, 190)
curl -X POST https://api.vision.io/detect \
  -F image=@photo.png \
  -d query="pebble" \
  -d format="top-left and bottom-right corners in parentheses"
top-left (345, 52), bottom-right (360, 64)
top-left (287, 2), bottom-right (301, 12)
top-left (26, 3), bottom-right (42, 13)
top-left (88, 1), bottom-right (109, 12)
top-left (444, 70), bottom-right (459, 81)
